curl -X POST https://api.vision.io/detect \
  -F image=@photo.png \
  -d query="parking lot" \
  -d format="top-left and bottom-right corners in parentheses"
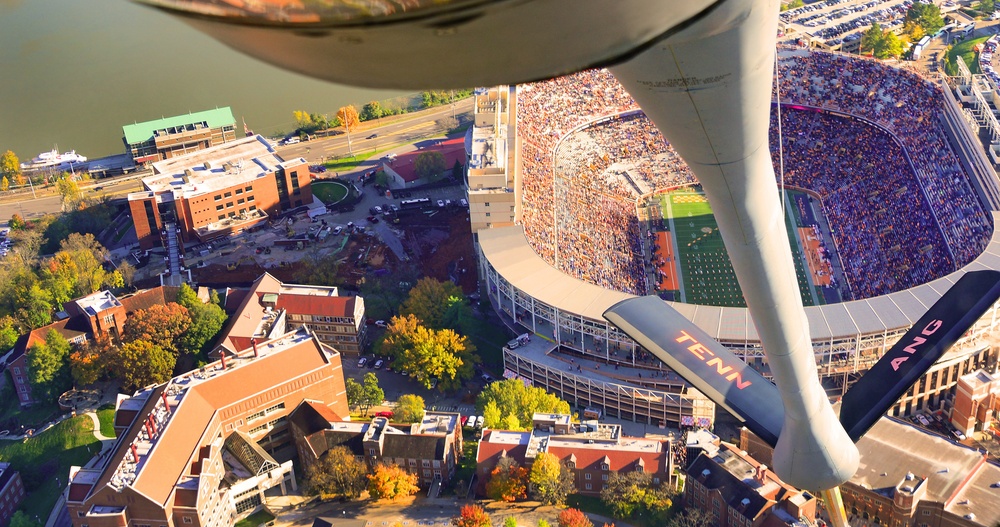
top-left (780, 0), bottom-right (960, 49)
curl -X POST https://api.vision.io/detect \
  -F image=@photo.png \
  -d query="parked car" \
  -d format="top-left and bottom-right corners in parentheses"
top-left (375, 410), bottom-right (394, 418)
top-left (357, 357), bottom-right (368, 368)
top-left (375, 320), bottom-right (387, 327)
top-left (374, 359), bottom-right (384, 369)
top-left (332, 226), bottom-right (344, 235)
top-left (437, 199), bottom-right (446, 208)
top-left (459, 198), bottom-right (469, 208)
top-left (466, 416), bottom-right (478, 428)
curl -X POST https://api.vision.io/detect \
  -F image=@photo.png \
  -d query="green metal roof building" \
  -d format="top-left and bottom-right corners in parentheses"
top-left (123, 107), bottom-right (237, 164)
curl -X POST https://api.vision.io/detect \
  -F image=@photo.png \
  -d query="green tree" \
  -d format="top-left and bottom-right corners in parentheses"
top-left (503, 518), bottom-right (518, 527)
top-left (379, 314), bottom-right (477, 391)
top-left (979, 0), bottom-right (996, 13)
top-left (878, 30), bottom-right (904, 59)
top-left (556, 509), bottom-right (592, 527)
top-left (27, 328), bottom-right (72, 400)
top-left (780, 0), bottom-right (803, 10)
top-left (477, 378), bottom-right (571, 430)
top-left (902, 20), bottom-right (925, 42)
top-left (0, 150), bottom-right (20, 182)
top-left (906, 3), bottom-right (945, 34)
top-left (294, 253), bottom-right (342, 287)
top-left (176, 284), bottom-right (228, 355)
top-left (861, 22), bottom-right (885, 55)
top-left (304, 445), bottom-right (369, 499)
top-left (453, 504), bottom-right (491, 527)
top-left (17, 282), bottom-right (54, 330)
top-left (529, 452), bottom-right (574, 505)
top-left (360, 100), bottom-right (385, 122)
top-left (0, 315), bottom-right (20, 351)
top-left (123, 303), bottom-right (192, 354)
top-left (110, 339), bottom-right (176, 391)
top-left (367, 463), bottom-right (420, 500)
top-left (486, 456), bottom-right (528, 502)
top-left (362, 372), bottom-right (384, 416)
top-left (346, 377), bottom-right (365, 412)
top-left (395, 394), bottom-right (425, 423)
top-left (600, 472), bottom-right (673, 523)
top-left (400, 277), bottom-right (470, 330)
top-left (9, 511), bottom-right (40, 527)
top-left (414, 151), bottom-right (447, 181)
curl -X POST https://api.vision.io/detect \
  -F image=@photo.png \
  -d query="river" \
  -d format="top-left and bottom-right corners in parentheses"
top-left (0, 0), bottom-right (407, 161)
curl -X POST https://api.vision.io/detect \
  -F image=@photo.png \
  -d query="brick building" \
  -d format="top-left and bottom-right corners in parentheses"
top-left (683, 439), bottom-right (818, 527)
top-left (289, 404), bottom-right (463, 489)
top-left (219, 273), bottom-right (367, 357)
top-left (128, 135), bottom-right (312, 250)
top-left (474, 413), bottom-right (673, 496)
top-left (123, 108), bottom-right (237, 165)
top-left (0, 463), bottom-right (25, 527)
top-left (739, 417), bottom-right (1000, 527)
top-left (951, 369), bottom-right (1000, 437)
top-left (66, 326), bottom-right (349, 527)
top-left (5, 287), bottom-right (178, 406)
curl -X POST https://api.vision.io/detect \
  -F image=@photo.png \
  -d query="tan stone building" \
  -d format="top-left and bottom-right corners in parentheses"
top-left (466, 86), bottom-right (518, 233)
top-left (950, 369), bottom-right (1000, 437)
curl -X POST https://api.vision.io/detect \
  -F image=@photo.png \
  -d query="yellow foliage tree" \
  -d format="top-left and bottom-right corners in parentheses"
top-left (367, 463), bottom-right (419, 501)
top-left (337, 105), bottom-right (361, 132)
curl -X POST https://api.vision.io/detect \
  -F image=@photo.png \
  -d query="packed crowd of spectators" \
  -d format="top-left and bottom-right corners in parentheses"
top-left (516, 49), bottom-right (990, 300)
top-left (775, 48), bottom-right (990, 271)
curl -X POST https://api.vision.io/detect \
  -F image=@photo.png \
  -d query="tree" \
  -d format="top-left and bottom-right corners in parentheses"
top-left (27, 329), bottom-right (73, 400)
top-left (528, 452), bottom-right (575, 505)
top-left (665, 509), bottom-right (715, 527)
top-left (337, 105), bottom-right (361, 132)
top-left (304, 446), bottom-right (369, 499)
top-left (69, 334), bottom-right (114, 386)
top-left (453, 504), bottom-right (491, 527)
top-left (878, 30), bottom-right (904, 59)
top-left (294, 253), bottom-right (342, 287)
top-left (1, 176), bottom-right (8, 192)
top-left (123, 303), bottom-right (192, 353)
top-left (346, 377), bottom-right (365, 412)
top-left (477, 378), bottom-right (571, 430)
top-left (9, 511), bottom-right (39, 527)
top-left (400, 277), bottom-right (470, 330)
top-left (0, 150), bottom-right (20, 182)
top-left (600, 472), bottom-right (673, 523)
top-left (395, 394), bottom-right (425, 423)
top-left (367, 463), bottom-right (420, 500)
top-left (56, 176), bottom-right (81, 207)
top-left (117, 260), bottom-right (136, 289)
top-left (979, 0), bottom-right (996, 13)
top-left (414, 151), bottom-right (447, 181)
top-left (110, 339), bottom-right (176, 391)
top-left (360, 101), bottom-right (385, 122)
top-left (557, 509), bottom-right (592, 527)
top-left (0, 315), bottom-right (20, 352)
top-left (9, 213), bottom-right (25, 230)
top-left (362, 372), bottom-right (384, 416)
top-left (902, 20), bottom-right (925, 42)
top-left (176, 283), bottom-right (228, 355)
top-left (861, 22), bottom-right (885, 55)
top-left (906, 3), bottom-right (944, 35)
top-left (486, 456), bottom-right (528, 502)
top-left (780, 0), bottom-right (803, 10)
top-left (452, 159), bottom-right (464, 179)
top-left (379, 314), bottom-right (477, 391)
top-left (538, 520), bottom-right (550, 527)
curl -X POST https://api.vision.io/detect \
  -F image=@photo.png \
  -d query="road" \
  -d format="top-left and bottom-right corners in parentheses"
top-left (0, 99), bottom-right (474, 225)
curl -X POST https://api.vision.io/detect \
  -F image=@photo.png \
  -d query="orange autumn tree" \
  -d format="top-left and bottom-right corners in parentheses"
top-left (452, 504), bottom-right (491, 527)
top-left (367, 463), bottom-right (419, 501)
top-left (486, 457), bottom-right (528, 502)
top-left (557, 509), bottom-right (592, 527)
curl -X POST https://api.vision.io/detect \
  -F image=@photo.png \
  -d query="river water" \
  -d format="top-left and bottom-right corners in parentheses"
top-left (0, 0), bottom-right (406, 161)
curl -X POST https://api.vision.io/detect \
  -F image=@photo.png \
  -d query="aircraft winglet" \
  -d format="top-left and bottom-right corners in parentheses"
top-left (604, 296), bottom-right (784, 446)
top-left (840, 270), bottom-right (1000, 442)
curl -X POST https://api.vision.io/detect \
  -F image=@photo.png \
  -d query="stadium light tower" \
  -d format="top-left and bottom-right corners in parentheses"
top-left (134, 1), bottom-right (1000, 525)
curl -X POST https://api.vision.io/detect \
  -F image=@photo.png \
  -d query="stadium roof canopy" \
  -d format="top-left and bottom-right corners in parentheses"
top-left (478, 212), bottom-right (1000, 342)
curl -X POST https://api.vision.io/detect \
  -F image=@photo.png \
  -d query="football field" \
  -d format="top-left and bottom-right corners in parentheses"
top-left (658, 188), bottom-right (821, 307)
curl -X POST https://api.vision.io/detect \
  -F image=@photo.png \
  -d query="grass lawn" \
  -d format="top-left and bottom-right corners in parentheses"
top-left (235, 509), bottom-right (275, 527)
top-left (97, 405), bottom-right (116, 438)
top-left (460, 314), bottom-right (512, 371)
top-left (0, 377), bottom-right (61, 430)
top-left (948, 36), bottom-right (989, 75)
top-left (659, 188), bottom-right (818, 307)
top-left (324, 150), bottom-right (380, 173)
top-left (0, 415), bottom-right (101, 522)
top-left (113, 219), bottom-right (134, 244)
top-left (312, 180), bottom-right (350, 205)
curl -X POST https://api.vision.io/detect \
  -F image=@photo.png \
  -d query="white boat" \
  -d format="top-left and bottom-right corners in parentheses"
top-left (21, 148), bottom-right (87, 171)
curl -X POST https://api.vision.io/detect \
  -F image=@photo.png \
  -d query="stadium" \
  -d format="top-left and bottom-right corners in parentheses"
top-left (477, 47), bottom-right (1000, 429)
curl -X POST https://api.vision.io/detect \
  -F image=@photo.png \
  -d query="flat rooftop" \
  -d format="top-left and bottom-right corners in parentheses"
top-left (73, 290), bottom-right (122, 316)
top-left (143, 135), bottom-right (291, 198)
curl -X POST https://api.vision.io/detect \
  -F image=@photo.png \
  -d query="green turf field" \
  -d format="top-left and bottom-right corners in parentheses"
top-left (658, 187), bottom-right (822, 308)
